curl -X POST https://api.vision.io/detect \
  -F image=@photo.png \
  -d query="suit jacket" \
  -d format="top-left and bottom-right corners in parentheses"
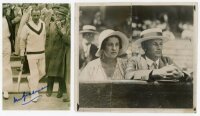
top-left (125, 55), bottom-right (177, 80)
top-left (79, 42), bottom-right (98, 70)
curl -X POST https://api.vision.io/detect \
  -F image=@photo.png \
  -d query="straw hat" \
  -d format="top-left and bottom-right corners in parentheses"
top-left (95, 29), bottom-right (129, 57)
top-left (80, 25), bottom-right (98, 34)
top-left (135, 28), bottom-right (168, 45)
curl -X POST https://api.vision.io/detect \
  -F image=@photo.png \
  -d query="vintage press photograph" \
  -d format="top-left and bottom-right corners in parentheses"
top-left (76, 3), bottom-right (196, 112)
top-left (2, 3), bottom-right (70, 110)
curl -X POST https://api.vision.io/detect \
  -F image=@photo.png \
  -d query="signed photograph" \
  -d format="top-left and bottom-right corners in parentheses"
top-left (75, 3), bottom-right (197, 112)
top-left (2, 3), bottom-right (70, 110)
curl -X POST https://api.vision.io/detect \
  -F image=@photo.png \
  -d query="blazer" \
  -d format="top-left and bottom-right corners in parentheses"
top-left (125, 55), bottom-right (183, 81)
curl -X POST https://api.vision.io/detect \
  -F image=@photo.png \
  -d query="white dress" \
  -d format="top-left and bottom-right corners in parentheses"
top-left (79, 58), bottom-right (126, 82)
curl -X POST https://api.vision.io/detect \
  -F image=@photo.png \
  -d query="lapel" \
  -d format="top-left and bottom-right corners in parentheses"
top-left (158, 57), bottom-right (165, 68)
top-left (140, 55), bottom-right (166, 69)
top-left (138, 55), bottom-right (171, 69)
top-left (26, 21), bottom-right (43, 35)
top-left (89, 44), bottom-right (95, 56)
top-left (79, 42), bottom-right (85, 59)
top-left (137, 55), bottom-right (149, 70)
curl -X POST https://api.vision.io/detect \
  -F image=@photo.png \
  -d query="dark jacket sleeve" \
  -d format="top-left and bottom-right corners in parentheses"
top-left (161, 56), bottom-right (192, 82)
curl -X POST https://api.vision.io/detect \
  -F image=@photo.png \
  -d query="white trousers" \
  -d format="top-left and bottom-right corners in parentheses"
top-left (27, 54), bottom-right (46, 92)
top-left (3, 53), bottom-right (13, 92)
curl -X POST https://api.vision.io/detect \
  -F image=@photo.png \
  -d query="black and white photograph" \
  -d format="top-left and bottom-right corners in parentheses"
top-left (75, 3), bottom-right (196, 112)
top-left (2, 3), bottom-right (70, 110)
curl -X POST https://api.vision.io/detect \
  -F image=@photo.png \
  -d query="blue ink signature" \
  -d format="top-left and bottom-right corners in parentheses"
top-left (13, 86), bottom-right (47, 105)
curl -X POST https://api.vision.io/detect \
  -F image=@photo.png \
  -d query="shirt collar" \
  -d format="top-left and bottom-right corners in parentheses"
top-left (82, 39), bottom-right (91, 52)
top-left (82, 39), bottom-right (92, 45)
top-left (30, 19), bottom-right (42, 27)
top-left (145, 56), bottom-right (159, 67)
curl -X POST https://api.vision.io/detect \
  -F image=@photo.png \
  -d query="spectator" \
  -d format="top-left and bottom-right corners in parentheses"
top-left (15, 3), bottom-right (32, 55)
top-left (79, 29), bottom-right (128, 82)
top-left (157, 13), bottom-right (175, 41)
top-left (3, 4), bottom-right (13, 99)
top-left (45, 5), bottom-right (69, 99)
top-left (181, 23), bottom-right (193, 41)
top-left (6, 4), bottom-right (22, 53)
top-left (125, 28), bottom-right (191, 82)
top-left (79, 25), bottom-right (98, 70)
top-left (93, 11), bottom-right (105, 32)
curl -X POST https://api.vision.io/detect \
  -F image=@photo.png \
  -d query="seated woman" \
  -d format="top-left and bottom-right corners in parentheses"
top-left (79, 29), bottom-right (129, 82)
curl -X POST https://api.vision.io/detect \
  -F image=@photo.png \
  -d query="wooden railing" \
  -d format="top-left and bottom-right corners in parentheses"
top-left (79, 80), bottom-right (193, 108)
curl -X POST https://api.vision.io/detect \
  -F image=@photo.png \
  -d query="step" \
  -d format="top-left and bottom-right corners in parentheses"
top-left (10, 55), bottom-right (21, 61)
top-left (12, 76), bottom-right (47, 83)
top-left (10, 81), bottom-right (59, 93)
top-left (11, 61), bottom-right (21, 68)
top-left (11, 74), bottom-right (59, 93)
top-left (12, 66), bottom-right (30, 79)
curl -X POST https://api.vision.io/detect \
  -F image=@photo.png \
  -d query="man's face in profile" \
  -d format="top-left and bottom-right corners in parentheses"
top-left (143, 38), bottom-right (163, 59)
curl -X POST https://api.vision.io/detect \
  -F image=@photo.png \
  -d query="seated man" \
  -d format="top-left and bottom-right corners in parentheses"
top-left (79, 25), bottom-right (98, 70)
top-left (125, 28), bottom-right (191, 82)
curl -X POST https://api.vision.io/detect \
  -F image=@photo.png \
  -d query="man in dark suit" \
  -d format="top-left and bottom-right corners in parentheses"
top-left (79, 25), bottom-right (98, 70)
top-left (125, 28), bottom-right (191, 81)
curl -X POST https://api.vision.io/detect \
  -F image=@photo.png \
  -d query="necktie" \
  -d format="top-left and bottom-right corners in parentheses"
top-left (152, 62), bottom-right (157, 69)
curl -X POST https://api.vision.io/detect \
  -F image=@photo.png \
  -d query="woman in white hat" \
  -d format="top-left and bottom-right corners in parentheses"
top-left (79, 29), bottom-right (129, 82)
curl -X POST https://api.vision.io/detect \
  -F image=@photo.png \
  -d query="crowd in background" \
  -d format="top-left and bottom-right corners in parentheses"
top-left (3, 3), bottom-right (69, 55)
top-left (79, 9), bottom-right (194, 57)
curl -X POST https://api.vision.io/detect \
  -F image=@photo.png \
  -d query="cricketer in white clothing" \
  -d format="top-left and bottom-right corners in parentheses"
top-left (20, 8), bottom-right (46, 102)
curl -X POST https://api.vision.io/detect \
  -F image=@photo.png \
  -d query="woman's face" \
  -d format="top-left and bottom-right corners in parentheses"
top-left (103, 36), bottom-right (120, 59)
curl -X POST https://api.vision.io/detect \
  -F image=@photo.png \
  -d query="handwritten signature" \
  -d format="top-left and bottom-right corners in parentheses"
top-left (13, 86), bottom-right (47, 105)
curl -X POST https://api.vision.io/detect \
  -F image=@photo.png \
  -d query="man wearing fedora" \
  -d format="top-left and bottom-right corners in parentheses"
top-left (125, 28), bottom-right (191, 81)
top-left (45, 5), bottom-right (69, 100)
top-left (79, 25), bottom-right (98, 70)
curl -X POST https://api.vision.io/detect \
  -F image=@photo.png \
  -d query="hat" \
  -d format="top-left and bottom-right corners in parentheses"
top-left (135, 28), bottom-right (168, 45)
top-left (3, 4), bottom-right (9, 9)
top-left (80, 25), bottom-right (98, 34)
top-left (95, 29), bottom-right (129, 57)
top-left (54, 5), bottom-right (69, 16)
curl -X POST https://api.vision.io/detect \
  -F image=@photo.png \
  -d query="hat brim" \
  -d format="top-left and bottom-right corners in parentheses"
top-left (80, 30), bottom-right (98, 34)
top-left (56, 11), bottom-right (68, 16)
top-left (95, 31), bottom-right (129, 57)
top-left (134, 36), bottom-right (168, 45)
top-left (3, 5), bottom-right (9, 9)
top-left (52, 5), bottom-right (60, 9)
